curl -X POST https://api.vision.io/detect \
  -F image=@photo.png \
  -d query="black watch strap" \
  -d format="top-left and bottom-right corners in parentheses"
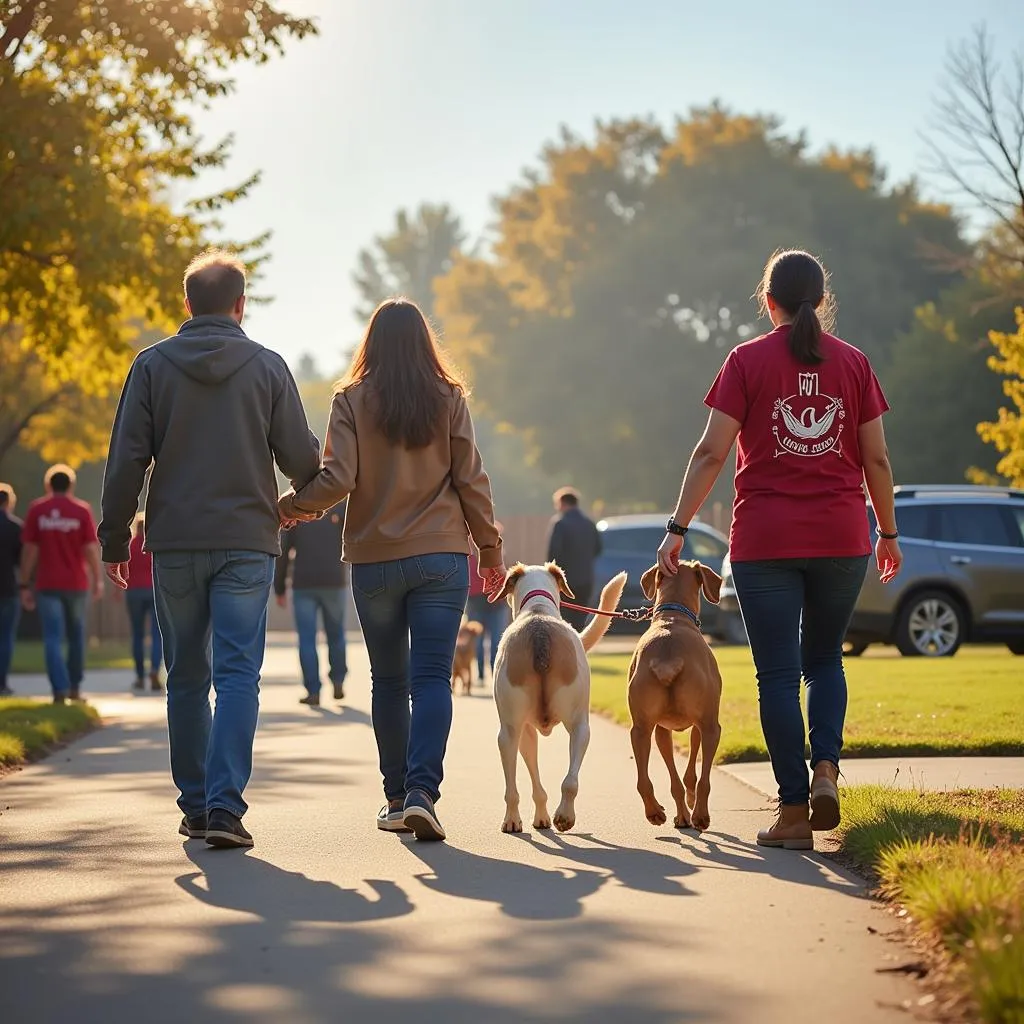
top-left (666, 517), bottom-right (688, 537)
top-left (876, 527), bottom-right (899, 540)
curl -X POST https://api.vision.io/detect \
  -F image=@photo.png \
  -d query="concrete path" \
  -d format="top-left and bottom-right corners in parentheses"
top-left (1, 639), bottom-right (922, 1023)
top-left (723, 757), bottom-right (1024, 797)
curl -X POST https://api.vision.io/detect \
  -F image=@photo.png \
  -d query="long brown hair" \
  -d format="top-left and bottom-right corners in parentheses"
top-left (338, 298), bottom-right (466, 448)
top-left (756, 249), bottom-right (836, 365)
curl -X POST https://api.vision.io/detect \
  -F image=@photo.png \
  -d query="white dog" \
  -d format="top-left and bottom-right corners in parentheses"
top-left (491, 562), bottom-right (627, 834)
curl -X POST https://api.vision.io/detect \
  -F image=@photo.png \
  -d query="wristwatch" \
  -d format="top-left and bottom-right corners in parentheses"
top-left (665, 517), bottom-right (688, 537)
top-left (876, 527), bottom-right (899, 540)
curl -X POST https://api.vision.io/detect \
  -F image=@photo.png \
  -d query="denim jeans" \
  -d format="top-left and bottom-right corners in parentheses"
top-left (153, 550), bottom-right (274, 819)
top-left (36, 591), bottom-right (87, 697)
top-left (466, 593), bottom-right (509, 677)
top-left (0, 595), bottom-right (20, 689)
top-left (292, 587), bottom-right (347, 696)
top-left (352, 553), bottom-right (469, 804)
top-left (126, 588), bottom-right (163, 678)
top-left (731, 556), bottom-right (869, 806)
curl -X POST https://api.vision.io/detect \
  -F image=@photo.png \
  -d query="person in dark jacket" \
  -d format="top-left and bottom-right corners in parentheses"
top-left (545, 487), bottom-right (602, 631)
top-left (0, 483), bottom-right (22, 697)
top-left (98, 249), bottom-right (322, 850)
top-left (274, 502), bottom-right (348, 707)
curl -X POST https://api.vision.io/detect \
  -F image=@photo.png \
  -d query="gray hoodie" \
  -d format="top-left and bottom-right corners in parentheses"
top-left (99, 316), bottom-right (321, 563)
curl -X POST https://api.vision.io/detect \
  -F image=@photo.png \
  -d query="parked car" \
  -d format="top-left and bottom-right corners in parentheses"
top-left (592, 515), bottom-right (729, 637)
top-left (718, 485), bottom-right (1024, 657)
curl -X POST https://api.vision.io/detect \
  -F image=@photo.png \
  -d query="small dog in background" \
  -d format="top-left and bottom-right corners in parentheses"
top-left (452, 616), bottom-right (485, 695)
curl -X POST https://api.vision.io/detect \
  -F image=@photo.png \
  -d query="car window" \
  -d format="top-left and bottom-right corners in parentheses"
top-left (895, 505), bottom-right (934, 540)
top-left (600, 527), bottom-right (661, 555)
top-left (936, 504), bottom-right (1019, 547)
top-left (686, 530), bottom-right (727, 561)
top-left (1009, 507), bottom-right (1024, 546)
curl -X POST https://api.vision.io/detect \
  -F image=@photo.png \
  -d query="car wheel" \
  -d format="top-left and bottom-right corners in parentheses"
top-left (895, 591), bottom-right (965, 657)
top-left (1008, 640), bottom-right (1024, 656)
top-left (843, 641), bottom-right (868, 657)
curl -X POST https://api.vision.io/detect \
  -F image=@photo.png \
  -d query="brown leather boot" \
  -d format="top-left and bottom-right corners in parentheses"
top-left (756, 803), bottom-right (813, 850)
top-left (810, 761), bottom-right (840, 831)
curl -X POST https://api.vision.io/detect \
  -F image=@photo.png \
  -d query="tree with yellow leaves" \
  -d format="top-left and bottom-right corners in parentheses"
top-left (977, 309), bottom-right (1024, 487)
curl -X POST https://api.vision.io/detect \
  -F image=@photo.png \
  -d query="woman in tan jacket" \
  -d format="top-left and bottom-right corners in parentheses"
top-left (279, 299), bottom-right (504, 842)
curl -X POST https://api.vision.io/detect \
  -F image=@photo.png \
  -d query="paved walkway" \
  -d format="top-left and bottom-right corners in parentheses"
top-left (1, 639), bottom-right (922, 1023)
top-left (723, 756), bottom-right (1024, 796)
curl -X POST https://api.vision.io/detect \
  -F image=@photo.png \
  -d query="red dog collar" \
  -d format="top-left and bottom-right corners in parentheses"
top-left (522, 589), bottom-right (558, 607)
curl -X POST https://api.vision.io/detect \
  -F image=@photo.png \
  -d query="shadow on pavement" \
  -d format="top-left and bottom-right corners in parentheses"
top-left (405, 837), bottom-right (607, 919)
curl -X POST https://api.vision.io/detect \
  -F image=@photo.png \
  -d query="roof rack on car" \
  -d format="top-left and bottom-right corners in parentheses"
top-left (894, 484), bottom-right (1024, 498)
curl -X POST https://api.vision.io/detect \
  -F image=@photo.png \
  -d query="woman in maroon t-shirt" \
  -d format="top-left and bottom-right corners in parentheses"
top-left (124, 515), bottom-right (163, 693)
top-left (656, 250), bottom-right (903, 850)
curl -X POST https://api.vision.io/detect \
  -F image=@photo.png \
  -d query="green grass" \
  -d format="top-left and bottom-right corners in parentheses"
top-left (834, 787), bottom-right (1024, 1024)
top-left (0, 698), bottom-right (100, 766)
top-left (590, 645), bottom-right (1024, 762)
top-left (10, 639), bottom-right (132, 675)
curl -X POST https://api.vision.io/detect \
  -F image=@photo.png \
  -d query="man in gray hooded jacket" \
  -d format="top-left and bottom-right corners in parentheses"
top-left (99, 249), bottom-right (321, 849)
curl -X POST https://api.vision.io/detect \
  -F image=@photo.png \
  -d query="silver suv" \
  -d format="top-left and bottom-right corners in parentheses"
top-left (718, 485), bottom-right (1024, 657)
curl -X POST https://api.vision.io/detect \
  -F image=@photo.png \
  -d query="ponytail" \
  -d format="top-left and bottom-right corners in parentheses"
top-left (788, 299), bottom-right (823, 365)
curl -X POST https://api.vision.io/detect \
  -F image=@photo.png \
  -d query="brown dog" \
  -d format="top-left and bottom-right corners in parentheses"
top-left (627, 560), bottom-right (723, 831)
top-left (452, 616), bottom-right (485, 695)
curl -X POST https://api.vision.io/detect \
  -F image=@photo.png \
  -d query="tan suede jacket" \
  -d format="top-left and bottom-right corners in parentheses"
top-left (280, 381), bottom-right (503, 568)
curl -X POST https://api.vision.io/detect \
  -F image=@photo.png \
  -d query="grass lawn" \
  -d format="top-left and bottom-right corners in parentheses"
top-left (10, 639), bottom-right (133, 675)
top-left (834, 786), bottom-right (1023, 1023)
top-left (590, 644), bottom-right (1024, 762)
top-left (0, 698), bottom-right (100, 767)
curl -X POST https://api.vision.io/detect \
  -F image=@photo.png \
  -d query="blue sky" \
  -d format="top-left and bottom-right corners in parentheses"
top-left (188, 0), bottom-right (1022, 371)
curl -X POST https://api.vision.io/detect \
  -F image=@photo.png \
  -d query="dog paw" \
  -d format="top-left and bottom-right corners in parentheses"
top-left (691, 807), bottom-right (711, 831)
top-left (534, 815), bottom-right (552, 830)
top-left (645, 805), bottom-right (667, 827)
top-left (501, 816), bottom-right (523, 834)
top-left (673, 813), bottom-right (693, 829)
top-left (553, 814), bottom-right (575, 833)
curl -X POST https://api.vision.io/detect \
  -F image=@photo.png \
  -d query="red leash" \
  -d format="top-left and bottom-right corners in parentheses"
top-left (558, 598), bottom-right (653, 623)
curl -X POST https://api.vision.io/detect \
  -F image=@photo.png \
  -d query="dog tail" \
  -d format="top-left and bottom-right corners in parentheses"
top-left (579, 571), bottom-right (627, 652)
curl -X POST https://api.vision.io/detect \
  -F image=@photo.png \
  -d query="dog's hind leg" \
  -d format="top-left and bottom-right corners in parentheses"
top-left (553, 718), bottom-right (590, 833)
top-left (498, 721), bottom-right (525, 833)
top-left (683, 726), bottom-right (700, 813)
top-left (630, 721), bottom-right (666, 826)
top-left (519, 723), bottom-right (550, 830)
top-left (655, 725), bottom-right (692, 829)
top-left (690, 719), bottom-right (721, 832)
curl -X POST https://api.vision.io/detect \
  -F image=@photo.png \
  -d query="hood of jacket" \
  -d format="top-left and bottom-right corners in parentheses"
top-left (155, 316), bottom-right (264, 386)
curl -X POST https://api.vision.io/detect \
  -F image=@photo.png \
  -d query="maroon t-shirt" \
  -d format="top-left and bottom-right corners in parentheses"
top-left (126, 534), bottom-right (153, 590)
top-left (705, 325), bottom-right (889, 561)
top-left (22, 494), bottom-right (98, 591)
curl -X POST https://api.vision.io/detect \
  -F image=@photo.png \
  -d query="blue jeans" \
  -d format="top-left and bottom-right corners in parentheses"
top-left (731, 556), bottom-right (869, 806)
top-left (126, 588), bottom-right (163, 678)
top-left (153, 551), bottom-right (274, 819)
top-left (466, 593), bottom-right (509, 677)
top-left (292, 587), bottom-right (348, 696)
top-left (36, 591), bottom-right (87, 697)
top-left (0, 595), bottom-right (20, 689)
top-left (352, 553), bottom-right (469, 804)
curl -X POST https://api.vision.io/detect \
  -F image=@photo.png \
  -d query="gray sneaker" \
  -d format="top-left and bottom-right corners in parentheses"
top-left (377, 800), bottom-right (412, 833)
top-left (403, 790), bottom-right (446, 842)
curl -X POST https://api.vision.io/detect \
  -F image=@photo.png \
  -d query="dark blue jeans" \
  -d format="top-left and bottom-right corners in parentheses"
top-left (292, 587), bottom-right (347, 696)
top-left (731, 556), bottom-right (869, 806)
top-left (126, 588), bottom-right (163, 678)
top-left (352, 553), bottom-right (469, 804)
top-left (0, 595), bottom-right (19, 689)
top-left (466, 593), bottom-right (509, 677)
top-left (153, 551), bottom-right (274, 819)
top-left (36, 591), bottom-right (87, 697)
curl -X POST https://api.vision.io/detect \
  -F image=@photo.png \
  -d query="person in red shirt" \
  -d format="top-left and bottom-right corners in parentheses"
top-left (20, 465), bottom-right (103, 703)
top-left (656, 250), bottom-right (902, 850)
top-left (124, 515), bottom-right (163, 693)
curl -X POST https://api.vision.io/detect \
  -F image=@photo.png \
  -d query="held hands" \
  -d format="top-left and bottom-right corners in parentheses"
top-left (875, 536), bottom-right (903, 584)
top-left (657, 533), bottom-right (683, 576)
top-left (278, 491), bottom-right (323, 530)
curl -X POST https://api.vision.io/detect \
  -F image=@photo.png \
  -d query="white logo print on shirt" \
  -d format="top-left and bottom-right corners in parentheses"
top-left (772, 373), bottom-right (845, 458)
top-left (38, 508), bottom-right (82, 533)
